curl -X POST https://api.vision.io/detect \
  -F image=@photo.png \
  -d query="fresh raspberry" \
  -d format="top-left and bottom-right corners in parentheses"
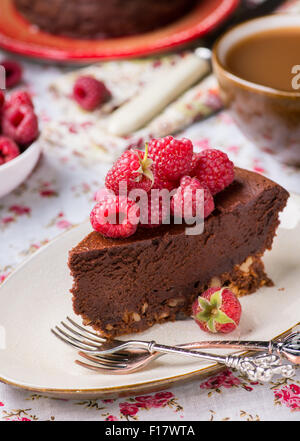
top-left (192, 287), bottom-right (242, 334)
top-left (139, 192), bottom-right (168, 228)
top-left (90, 196), bottom-right (139, 239)
top-left (148, 136), bottom-right (193, 182)
top-left (73, 76), bottom-right (111, 111)
top-left (105, 148), bottom-right (153, 195)
top-left (190, 149), bottom-right (234, 195)
top-left (0, 90), bottom-right (5, 110)
top-left (7, 90), bottom-right (34, 109)
top-left (0, 136), bottom-right (20, 165)
top-left (94, 187), bottom-right (115, 202)
top-left (2, 104), bottom-right (39, 145)
top-left (171, 176), bottom-right (214, 220)
top-left (152, 171), bottom-right (178, 192)
top-left (190, 152), bottom-right (200, 174)
top-left (1, 60), bottom-right (23, 88)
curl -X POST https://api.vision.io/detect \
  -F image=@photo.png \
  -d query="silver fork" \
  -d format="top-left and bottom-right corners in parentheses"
top-left (51, 318), bottom-right (299, 382)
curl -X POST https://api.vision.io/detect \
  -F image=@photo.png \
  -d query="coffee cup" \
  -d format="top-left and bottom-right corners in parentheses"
top-left (212, 14), bottom-right (300, 166)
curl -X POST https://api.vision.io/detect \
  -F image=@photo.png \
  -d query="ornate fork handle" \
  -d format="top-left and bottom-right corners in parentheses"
top-left (148, 342), bottom-right (296, 382)
top-left (225, 353), bottom-right (296, 382)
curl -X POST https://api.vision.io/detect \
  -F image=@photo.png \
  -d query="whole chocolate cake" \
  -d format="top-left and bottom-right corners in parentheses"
top-left (14, 0), bottom-right (196, 39)
top-left (69, 168), bottom-right (289, 338)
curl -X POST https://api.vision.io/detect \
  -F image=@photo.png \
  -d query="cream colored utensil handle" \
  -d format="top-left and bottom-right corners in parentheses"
top-left (107, 49), bottom-right (211, 137)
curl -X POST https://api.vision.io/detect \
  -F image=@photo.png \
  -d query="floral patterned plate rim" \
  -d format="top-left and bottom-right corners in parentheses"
top-left (0, 0), bottom-right (239, 63)
top-left (0, 193), bottom-right (299, 399)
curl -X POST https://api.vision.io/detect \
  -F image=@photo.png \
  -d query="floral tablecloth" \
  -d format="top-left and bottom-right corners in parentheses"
top-left (0, 1), bottom-right (300, 421)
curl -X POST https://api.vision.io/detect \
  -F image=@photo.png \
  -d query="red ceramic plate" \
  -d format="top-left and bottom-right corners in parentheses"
top-left (0, 0), bottom-right (239, 63)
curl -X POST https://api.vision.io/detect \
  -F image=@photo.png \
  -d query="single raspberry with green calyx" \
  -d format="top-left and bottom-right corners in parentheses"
top-left (105, 143), bottom-right (154, 195)
top-left (192, 287), bottom-right (242, 334)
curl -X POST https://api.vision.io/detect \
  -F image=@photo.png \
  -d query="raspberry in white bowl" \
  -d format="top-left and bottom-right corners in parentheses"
top-left (0, 90), bottom-right (40, 198)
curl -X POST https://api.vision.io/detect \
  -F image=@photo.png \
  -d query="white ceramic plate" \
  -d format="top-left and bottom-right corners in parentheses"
top-left (0, 194), bottom-right (300, 399)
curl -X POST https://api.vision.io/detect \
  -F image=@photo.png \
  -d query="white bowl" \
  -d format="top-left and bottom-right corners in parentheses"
top-left (0, 140), bottom-right (41, 199)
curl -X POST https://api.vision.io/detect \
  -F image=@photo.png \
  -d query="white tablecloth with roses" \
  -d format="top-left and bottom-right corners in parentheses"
top-left (1, 2), bottom-right (300, 420)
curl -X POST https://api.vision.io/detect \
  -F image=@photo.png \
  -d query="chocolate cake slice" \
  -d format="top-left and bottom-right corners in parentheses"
top-left (69, 168), bottom-right (289, 338)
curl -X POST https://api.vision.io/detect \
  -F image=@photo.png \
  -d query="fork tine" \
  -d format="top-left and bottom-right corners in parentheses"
top-left (93, 352), bottom-right (129, 361)
top-left (78, 351), bottom-right (129, 364)
top-left (52, 320), bottom-right (134, 356)
top-left (56, 325), bottom-right (101, 348)
top-left (60, 321), bottom-right (107, 345)
top-left (51, 328), bottom-right (97, 352)
top-left (75, 359), bottom-right (124, 373)
top-left (54, 326), bottom-right (100, 352)
top-left (66, 317), bottom-right (106, 342)
top-left (76, 353), bottom-right (127, 370)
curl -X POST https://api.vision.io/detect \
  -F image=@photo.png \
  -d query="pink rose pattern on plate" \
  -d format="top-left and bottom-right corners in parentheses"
top-left (1, 0), bottom-right (300, 421)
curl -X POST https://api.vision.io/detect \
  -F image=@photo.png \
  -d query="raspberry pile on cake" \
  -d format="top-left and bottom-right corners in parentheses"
top-left (69, 136), bottom-right (289, 338)
top-left (90, 136), bottom-right (235, 238)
